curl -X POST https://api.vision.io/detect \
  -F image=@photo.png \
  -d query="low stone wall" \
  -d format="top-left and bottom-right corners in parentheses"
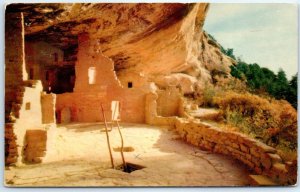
top-left (23, 130), bottom-right (47, 163)
top-left (145, 92), bottom-right (189, 126)
top-left (41, 93), bottom-right (56, 124)
top-left (156, 87), bottom-right (181, 117)
top-left (173, 118), bottom-right (296, 185)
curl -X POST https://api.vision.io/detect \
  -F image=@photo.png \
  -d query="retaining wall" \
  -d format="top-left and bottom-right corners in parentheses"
top-left (173, 118), bottom-right (296, 185)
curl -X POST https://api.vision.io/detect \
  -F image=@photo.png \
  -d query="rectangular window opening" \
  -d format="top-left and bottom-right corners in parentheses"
top-left (128, 82), bottom-right (133, 88)
top-left (25, 102), bottom-right (31, 110)
top-left (88, 67), bottom-right (96, 84)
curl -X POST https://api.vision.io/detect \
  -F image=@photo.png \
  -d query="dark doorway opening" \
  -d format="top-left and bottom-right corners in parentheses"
top-left (55, 66), bottom-right (75, 94)
top-left (46, 66), bottom-right (75, 94)
top-left (29, 68), bottom-right (34, 80)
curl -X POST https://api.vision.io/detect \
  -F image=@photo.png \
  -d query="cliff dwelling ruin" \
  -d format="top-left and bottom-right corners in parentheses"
top-left (4, 3), bottom-right (296, 187)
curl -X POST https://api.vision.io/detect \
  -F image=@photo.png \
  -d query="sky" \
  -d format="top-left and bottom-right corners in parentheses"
top-left (204, 3), bottom-right (298, 79)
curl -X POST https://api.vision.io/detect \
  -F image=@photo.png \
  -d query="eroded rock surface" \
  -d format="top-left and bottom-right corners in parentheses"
top-left (7, 3), bottom-right (235, 88)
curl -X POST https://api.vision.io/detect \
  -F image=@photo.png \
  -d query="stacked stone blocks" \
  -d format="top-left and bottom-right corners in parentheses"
top-left (173, 118), bottom-right (296, 185)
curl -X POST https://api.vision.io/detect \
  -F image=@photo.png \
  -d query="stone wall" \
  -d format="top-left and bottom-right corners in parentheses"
top-left (13, 81), bottom-right (45, 165)
top-left (41, 93), bottom-right (56, 124)
top-left (157, 86), bottom-right (181, 117)
top-left (5, 12), bottom-right (26, 165)
top-left (56, 90), bottom-right (146, 123)
top-left (173, 118), bottom-right (296, 185)
top-left (25, 41), bottom-right (64, 91)
top-left (5, 12), bottom-right (26, 118)
top-left (144, 91), bottom-right (295, 185)
top-left (23, 130), bottom-right (47, 163)
top-left (145, 92), bottom-right (179, 126)
top-left (25, 41), bottom-right (64, 69)
top-left (117, 71), bottom-right (148, 90)
top-left (56, 33), bottom-right (148, 123)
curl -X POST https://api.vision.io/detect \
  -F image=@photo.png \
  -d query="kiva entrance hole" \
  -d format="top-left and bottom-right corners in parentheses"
top-left (116, 162), bottom-right (145, 173)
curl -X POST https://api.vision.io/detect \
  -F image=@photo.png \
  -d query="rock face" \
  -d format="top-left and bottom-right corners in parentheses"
top-left (7, 3), bottom-right (235, 89)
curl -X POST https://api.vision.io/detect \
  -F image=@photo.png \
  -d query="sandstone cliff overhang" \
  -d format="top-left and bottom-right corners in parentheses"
top-left (6, 3), bottom-right (234, 86)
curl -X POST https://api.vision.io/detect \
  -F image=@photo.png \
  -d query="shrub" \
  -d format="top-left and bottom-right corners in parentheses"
top-left (201, 83), bottom-right (219, 107)
top-left (199, 77), bottom-right (248, 107)
top-left (213, 91), bottom-right (297, 160)
top-left (215, 76), bottom-right (248, 93)
top-left (230, 62), bottom-right (297, 109)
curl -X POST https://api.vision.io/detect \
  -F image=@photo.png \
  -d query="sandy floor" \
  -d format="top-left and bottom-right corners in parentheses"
top-left (5, 123), bottom-right (251, 187)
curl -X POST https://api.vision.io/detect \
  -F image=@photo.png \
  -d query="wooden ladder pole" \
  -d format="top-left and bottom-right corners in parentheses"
top-left (114, 102), bottom-right (127, 171)
top-left (100, 103), bottom-right (114, 169)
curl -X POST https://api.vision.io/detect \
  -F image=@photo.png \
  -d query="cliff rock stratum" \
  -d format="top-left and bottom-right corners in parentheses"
top-left (8, 3), bottom-right (234, 91)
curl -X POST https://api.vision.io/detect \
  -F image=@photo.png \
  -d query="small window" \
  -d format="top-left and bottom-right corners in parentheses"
top-left (25, 102), bottom-right (31, 110)
top-left (54, 53), bottom-right (58, 62)
top-left (88, 67), bottom-right (96, 84)
top-left (29, 68), bottom-right (34, 80)
top-left (128, 82), bottom-right (133, 88)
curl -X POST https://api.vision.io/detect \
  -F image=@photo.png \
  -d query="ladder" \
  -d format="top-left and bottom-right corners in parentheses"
top-left (100, 102), bottom-right (127, 171)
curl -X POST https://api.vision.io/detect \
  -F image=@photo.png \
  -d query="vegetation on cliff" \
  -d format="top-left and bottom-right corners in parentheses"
top-left (208, 33), bottom-right (297, 109)
top-left (200, 34), bottom-right (298, 161)
top-left (231, 62), bottom-right (297, 109)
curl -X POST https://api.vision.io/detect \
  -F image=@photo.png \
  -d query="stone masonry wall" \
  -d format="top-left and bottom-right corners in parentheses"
top-left (41, 93), bottom-right (56, 124)
top-left (157, 86), bottom-right (181, 117)
top-left (145, 92), bottom-right (180, 126)
top-left (56, 33), bottom-right (147, 123)
top-left (5, 12), bottom-right (26, 165)
top-left (23, 130), bottom-right (47, 163)
top-left (173, 118), bottom-right (296, 185)
top-left (5, 13), bottom-right (47, 166)
top-left (25, 41), bottom-right (64, 91)
top-left (13, 81), bottom-right (45, 165)
top-left (5, 12), bottom-right (26, 119)
top-left (144, 91), bottom-right (295, 185)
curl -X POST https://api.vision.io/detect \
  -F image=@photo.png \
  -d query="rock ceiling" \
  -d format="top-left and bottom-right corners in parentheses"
top-left (6, 3), bottom-right (233, 83)
top-left (7, 3), bottom-right (196, 50)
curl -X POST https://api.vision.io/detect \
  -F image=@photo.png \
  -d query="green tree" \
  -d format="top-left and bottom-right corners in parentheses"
top-left (225, 48), bottom-right (236, 60)
top-left (286, 73), bottom-right (298, 109)
top-left (207, 32), bottom-right (297, 109)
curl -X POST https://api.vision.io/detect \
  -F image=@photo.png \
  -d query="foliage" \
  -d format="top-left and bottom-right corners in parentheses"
top-left (213, 91), bottom-right (297, 160)
top-left (214, 76), bottom-right (248, 93)
top-left (205, 33), bottom-right (298, 161)
top-left (221, 48), bottom-right (236, 60)
top-left (201, 77), bottom-right (249, 107)
top-left (230, 62), bottom-right (297, 108)
top-left (207, 33), bottom-right (236, 60)
top-left (207, 33), bottom-right (297, 109)
top-left (201, 83), bottom-right (219, 107)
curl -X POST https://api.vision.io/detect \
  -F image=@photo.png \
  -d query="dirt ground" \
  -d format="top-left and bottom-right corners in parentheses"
top-left (5, 123), bottom-right (251, 187)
